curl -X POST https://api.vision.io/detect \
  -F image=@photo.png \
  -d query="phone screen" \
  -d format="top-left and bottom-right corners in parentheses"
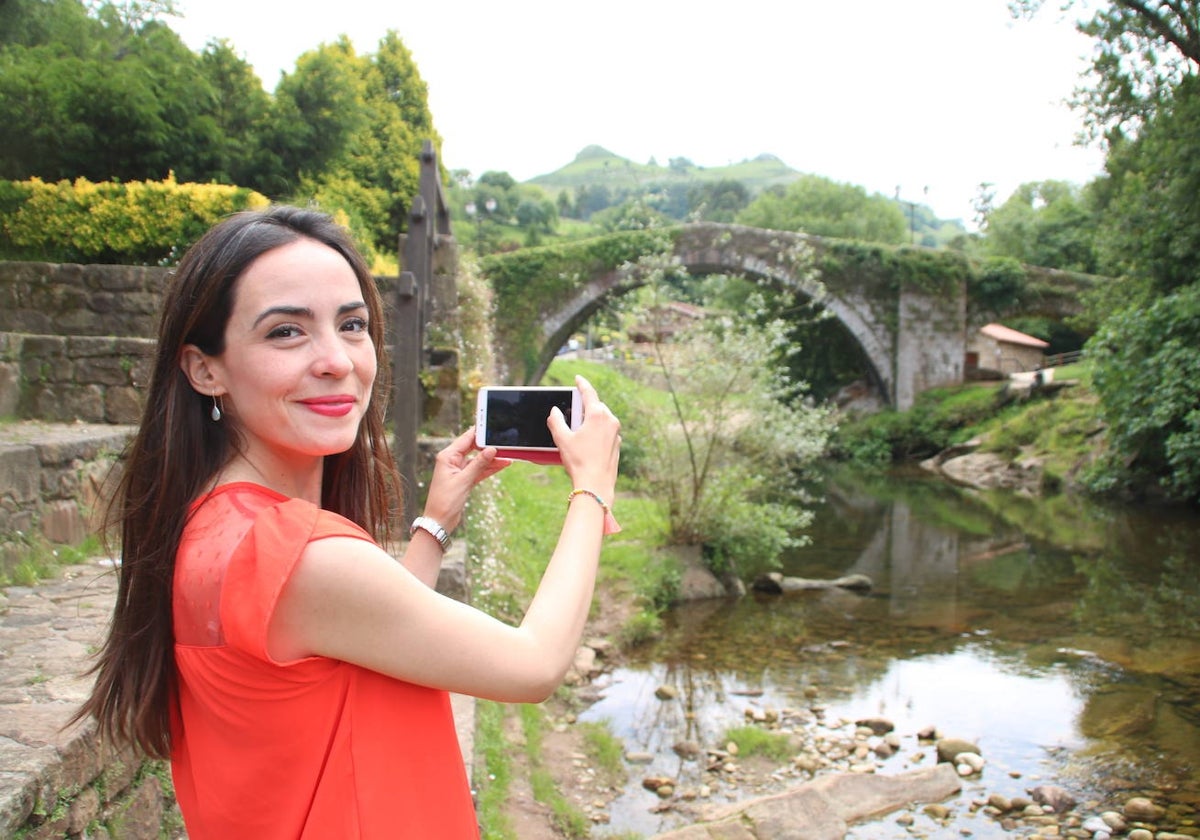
top-left (481, 388), bottom-right (576, 449)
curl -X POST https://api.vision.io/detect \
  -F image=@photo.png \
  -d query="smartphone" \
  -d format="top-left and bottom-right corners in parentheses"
top-left (475, 386), bottom-right (582, 457)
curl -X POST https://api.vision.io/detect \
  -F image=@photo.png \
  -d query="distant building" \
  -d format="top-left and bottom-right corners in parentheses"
top-left (965, 323), bottom-right (1049, 377)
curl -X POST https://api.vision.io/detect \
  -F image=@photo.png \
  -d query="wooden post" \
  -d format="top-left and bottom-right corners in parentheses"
top-left (393, 268), bottom-right (422, 528)
top-left (393, 140), bottom-right (453, 528)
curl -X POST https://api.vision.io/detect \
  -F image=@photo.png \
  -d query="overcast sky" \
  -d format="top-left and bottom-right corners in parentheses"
top-left (170, 0), bottom-right (1107, 225)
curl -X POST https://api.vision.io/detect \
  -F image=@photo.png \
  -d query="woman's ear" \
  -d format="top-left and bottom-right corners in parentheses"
top-left (180, 344), bottom-right (223, 396)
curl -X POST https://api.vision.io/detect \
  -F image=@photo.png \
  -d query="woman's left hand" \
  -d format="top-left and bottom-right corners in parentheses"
top-left (421, 427), bottom-right (510, 533)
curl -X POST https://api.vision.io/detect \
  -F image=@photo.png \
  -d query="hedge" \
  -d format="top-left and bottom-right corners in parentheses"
top-left (0, 175), bottom-right (269, 265)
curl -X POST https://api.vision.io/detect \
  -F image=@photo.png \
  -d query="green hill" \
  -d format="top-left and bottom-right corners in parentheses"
top-left (522, 146), bottom-right (966, 244)
top-left (527, 145), bottom-right (802, 197)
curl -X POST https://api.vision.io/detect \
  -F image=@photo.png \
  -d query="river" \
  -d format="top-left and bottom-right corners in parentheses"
top-left (579, 468), bottom-right (1200, 838)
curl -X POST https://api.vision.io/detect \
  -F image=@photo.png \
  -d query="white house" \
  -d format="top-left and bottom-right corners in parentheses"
top-left (965, 323), bottom-right (1049, 377)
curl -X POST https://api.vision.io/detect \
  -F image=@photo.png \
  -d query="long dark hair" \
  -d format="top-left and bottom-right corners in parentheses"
top-left (73, 205), bottom-right (403, 759)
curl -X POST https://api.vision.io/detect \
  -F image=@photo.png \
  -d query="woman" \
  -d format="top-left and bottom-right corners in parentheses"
top-left (74, 205), bottom-right (622, 838)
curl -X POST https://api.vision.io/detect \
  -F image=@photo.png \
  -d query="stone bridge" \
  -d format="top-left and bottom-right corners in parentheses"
top-left (485, 222), bottom-right (1096, 410)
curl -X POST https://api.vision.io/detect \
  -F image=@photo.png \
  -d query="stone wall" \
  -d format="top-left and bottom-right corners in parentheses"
top-left (895, 283), bottom-right (967, 411)
top-left (0, 423), bottom-right (134, 575)
top-left (0, 260), bottom-right (450, 426)
top-left (0, 262), bottom-right (168, 339)
top-left (0, 334), bottom-right (154, 425)
top-left (0, 260), bottom-right (405, 340)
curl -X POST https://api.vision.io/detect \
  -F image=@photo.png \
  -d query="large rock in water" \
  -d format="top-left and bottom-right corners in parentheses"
top-left (650, 763), bottom-right (961, 839)
top-left (919, 439), bottom-right (1044, 494)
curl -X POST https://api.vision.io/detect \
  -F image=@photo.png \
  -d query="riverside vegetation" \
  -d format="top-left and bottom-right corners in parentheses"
top-left (829, 361), bottom-right (1106, 495)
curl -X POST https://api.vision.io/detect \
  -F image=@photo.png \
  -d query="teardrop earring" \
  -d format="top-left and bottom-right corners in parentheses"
top-left (210, 393), bottom-right (223, 422)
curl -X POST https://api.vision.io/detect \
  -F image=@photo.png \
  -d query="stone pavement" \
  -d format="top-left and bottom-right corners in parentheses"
top-left (0, 558), bottom-right (168, 837)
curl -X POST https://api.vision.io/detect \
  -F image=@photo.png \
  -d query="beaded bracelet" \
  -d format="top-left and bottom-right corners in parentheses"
top-left (566, 489), bottom-right (622, 534)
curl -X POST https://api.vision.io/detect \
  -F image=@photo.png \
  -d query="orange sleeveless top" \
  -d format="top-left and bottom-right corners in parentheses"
top-left (170, 483), bottom-right (479, 839)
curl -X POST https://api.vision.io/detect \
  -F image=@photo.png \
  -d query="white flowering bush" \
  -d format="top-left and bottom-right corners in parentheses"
top-left (627, 308), bottom-right (835, 580)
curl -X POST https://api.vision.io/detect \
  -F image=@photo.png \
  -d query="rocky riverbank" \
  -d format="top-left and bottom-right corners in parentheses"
top-left (545, 557), bottom-right (1198, 840)
top-left (556, 654), bottom-right (1198, 839)
top-left (919, 437), bottom-right (1051, 495)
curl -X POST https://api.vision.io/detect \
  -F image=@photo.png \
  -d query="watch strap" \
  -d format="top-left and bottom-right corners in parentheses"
top-left (409, 516), bottom-right (451, 551)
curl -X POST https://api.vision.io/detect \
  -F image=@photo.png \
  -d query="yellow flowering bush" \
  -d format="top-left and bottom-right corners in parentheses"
top-left (0, 175), bottom-right (269, 265)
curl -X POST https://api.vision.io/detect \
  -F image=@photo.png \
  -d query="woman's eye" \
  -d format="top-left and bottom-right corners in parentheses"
top-left (267, 325), bottom-right (302, 339)
top-left (341, 317), bottom-right (369, 333)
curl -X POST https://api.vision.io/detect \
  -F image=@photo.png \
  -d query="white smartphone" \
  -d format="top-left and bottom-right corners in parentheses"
top-left (475, 386), bottom-right (582, 456)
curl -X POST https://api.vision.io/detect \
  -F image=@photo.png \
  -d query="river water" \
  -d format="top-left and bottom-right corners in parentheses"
top-left (580, 469), bottom-right (1200, 838)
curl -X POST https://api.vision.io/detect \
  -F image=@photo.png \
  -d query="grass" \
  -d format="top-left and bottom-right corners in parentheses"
top-left (0, 533), bottom-right (104, 587)
top-left (578, 719), bottom-right (626, 778)
top-left (721, 725), bottom-right (796, 762)
top-left (1050, 361), bottom-right (1091, 384)
top-left (831, 381), bottom-right (1007, 464)
top-left (475, 700), bottom-right (516, 840)
top-left (475, 701), bottom-right (625, 839)
top-left (972, 365), bottom-right (1106, 490)
top-left (466, 446), bottom-right (676, 648)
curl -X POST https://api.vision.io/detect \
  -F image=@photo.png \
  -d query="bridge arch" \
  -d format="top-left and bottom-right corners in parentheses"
top-left (485, 222), bottom-right (969, 410)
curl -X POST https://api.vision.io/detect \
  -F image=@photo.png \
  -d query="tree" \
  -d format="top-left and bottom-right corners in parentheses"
top-left (514, 191), bottom-right (557, 245)
top-left (271, 32), bottom-right (438, 252)
top-left (1013, 1), bottom-right (1200, 503)
top-left (574, 183), bottom-right (613, 219)
top-left (0, 4), bottom-right (439, 257)
top-left (1011, 0), bottom-right (1200, 141)
top-left (116, 19), bottom-right (225, 181)
top-left (591, 198), bottom-right (671, 232)
top-left (687, 178), bottom-right (750, 223)
top-left (635, 308), bottom-right (833, 580)
top-left (196, 39), bottom-right (282, 190)
top-left (271, 40), bottom-right (369, 187)
top-left (0, 0), bottom-right (97, 51)
top-left (735, 174), bottom-right (907, 244)
top-left (1085, 282), bottom-right (1200, 503)
top-left (618, 254), bottom-right (835, 582)
top-left (363, 31), bottom-right (439, 235)
top-left (0, 3), bottom-right (220, 182)
top-left (982, 180), bottom-right (1100, 272)
top-left (1090, 73), bottom-right (1200, 291)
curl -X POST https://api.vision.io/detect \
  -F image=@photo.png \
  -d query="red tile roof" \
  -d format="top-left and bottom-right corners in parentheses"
top-left (980, 323), bottom-right (1050, 349)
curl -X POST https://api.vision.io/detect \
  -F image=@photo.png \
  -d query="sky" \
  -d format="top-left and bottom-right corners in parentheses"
top-left (170, 0), bottom-right (1107, 225)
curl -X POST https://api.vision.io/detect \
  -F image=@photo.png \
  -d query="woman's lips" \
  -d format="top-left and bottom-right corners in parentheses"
top-left (301, 396), bottom-right (356, 417)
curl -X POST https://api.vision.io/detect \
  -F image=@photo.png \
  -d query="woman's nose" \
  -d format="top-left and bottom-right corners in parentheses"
top-left (312, 332), bottom-right (354, 377)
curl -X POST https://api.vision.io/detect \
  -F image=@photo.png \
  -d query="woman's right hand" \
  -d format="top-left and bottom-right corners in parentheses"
top-left (548, 375), bottom-right (621, 502)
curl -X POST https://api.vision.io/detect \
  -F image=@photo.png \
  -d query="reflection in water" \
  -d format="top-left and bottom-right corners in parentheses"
top-left (581, 470), bottom-right (1200, 838)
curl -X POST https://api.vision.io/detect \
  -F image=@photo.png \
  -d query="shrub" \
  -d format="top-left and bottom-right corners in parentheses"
top-left (1085, 282), bottom-right (1200, 503)
top-left (0, 175), bottom-right (268, 264)
top-left (624, 312), bottom-right (835, 582)
top-left (831, 382), bottom-right (1006, 465)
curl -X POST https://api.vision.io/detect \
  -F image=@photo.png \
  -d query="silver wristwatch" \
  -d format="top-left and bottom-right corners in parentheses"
top-left (409, 516), bottom-right (451, 551)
